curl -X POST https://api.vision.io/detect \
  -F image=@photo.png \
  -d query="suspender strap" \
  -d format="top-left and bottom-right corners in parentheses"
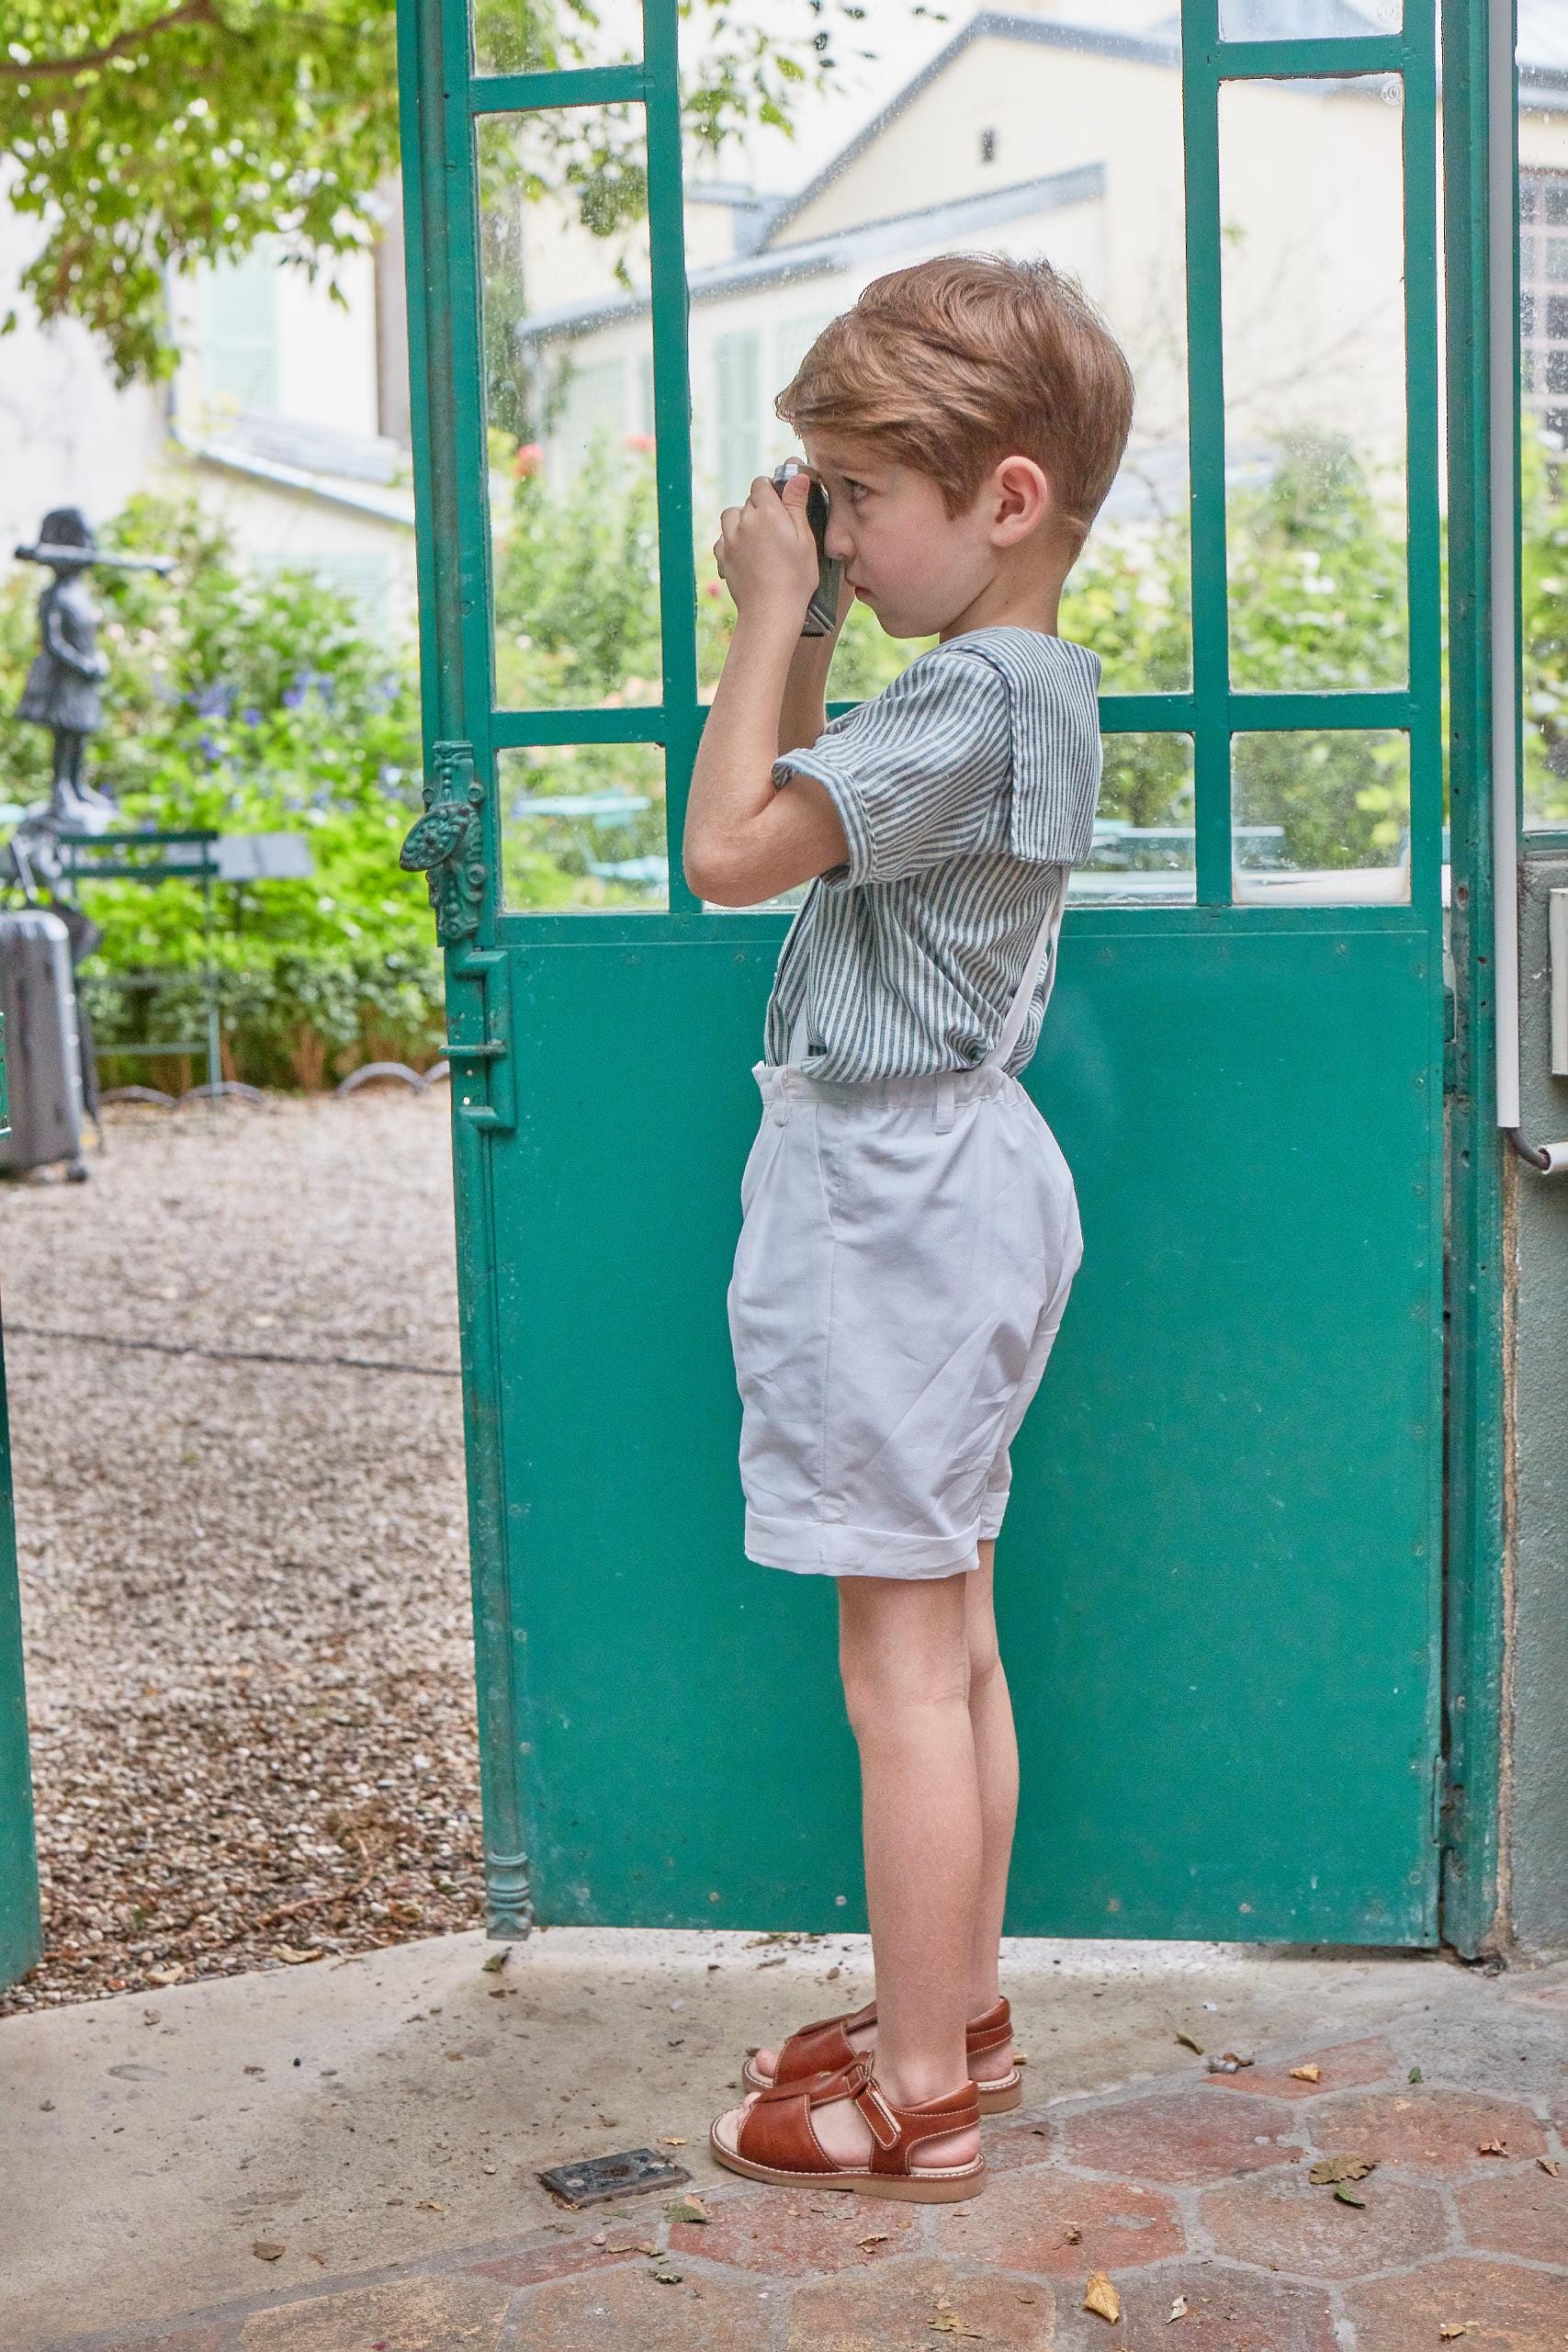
top-left (783, 865), bottom-right (1066, 1077)
top-left (981, 866), bottom-right (1067, 1070)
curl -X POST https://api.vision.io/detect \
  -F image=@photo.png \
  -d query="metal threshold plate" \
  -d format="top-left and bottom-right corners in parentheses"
top-left (536, 2147), bottom-right (693, 2209)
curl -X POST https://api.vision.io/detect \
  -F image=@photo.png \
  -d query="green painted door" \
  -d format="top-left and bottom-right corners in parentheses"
top-left (398, 0), bottom-right (1446, 1941)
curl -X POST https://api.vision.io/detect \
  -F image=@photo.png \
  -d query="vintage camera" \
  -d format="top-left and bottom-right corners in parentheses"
top-left (772, 459), bottom-right (846, 639)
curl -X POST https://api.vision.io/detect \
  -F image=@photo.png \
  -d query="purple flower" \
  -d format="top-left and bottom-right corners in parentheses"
top-left (242, 706), bottom-right (262, 727)
top-left (193, 682), bottom-right (233, 719)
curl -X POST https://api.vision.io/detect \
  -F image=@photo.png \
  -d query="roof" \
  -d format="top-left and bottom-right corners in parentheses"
top-left (765, 0), bottom-right (1568, 248)
top-left (516, 162), bottom-right (1104, 344)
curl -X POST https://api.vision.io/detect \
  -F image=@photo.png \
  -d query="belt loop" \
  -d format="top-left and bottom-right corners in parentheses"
top-left (933, 1069), bottom-right (956, 1135)
top-left (772, 1071), bottom-right (795, 1126)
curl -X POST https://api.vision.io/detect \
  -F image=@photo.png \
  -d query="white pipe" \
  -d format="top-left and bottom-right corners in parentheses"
top-left (1488, 0), bottom-right (1568, 1172)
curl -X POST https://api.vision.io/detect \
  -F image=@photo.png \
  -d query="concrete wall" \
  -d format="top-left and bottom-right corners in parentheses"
top-left (1510, 850), bottom-right (1568, 1955)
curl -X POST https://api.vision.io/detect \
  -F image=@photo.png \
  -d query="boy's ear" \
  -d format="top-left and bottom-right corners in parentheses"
top-left (990, 455), bottom-right (1053, 545)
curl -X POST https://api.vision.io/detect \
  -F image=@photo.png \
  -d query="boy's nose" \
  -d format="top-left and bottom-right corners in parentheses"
top-left (823, 512), bottom-right (855, 563)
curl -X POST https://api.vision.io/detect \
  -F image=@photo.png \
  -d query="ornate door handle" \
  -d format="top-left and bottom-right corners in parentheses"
top-left (400, 739), bottom-right (486, 945)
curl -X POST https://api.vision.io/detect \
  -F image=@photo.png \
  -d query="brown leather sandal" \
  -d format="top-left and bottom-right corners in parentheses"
top-left (711, 2053), bottom-right (985, 2201)
top-left (742, 1994), bottom-right (1023, 2115)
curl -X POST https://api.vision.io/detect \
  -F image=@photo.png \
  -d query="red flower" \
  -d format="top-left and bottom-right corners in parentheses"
top-left (513, 443), bottom-right (544, 478)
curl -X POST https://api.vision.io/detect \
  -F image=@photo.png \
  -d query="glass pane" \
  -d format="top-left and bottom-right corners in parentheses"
top-left (1220, 0), bottom-right (1400, 36)
top-left (1219, 77), bottom-right (1408, 690)
top-left (477, 109), bottom-right (662, 738)
top-left (497, 744), bottom-right (668, 910)
top-left (1231, 729), bottom-right (1410, 904)
top-left (472, 0), bottom-right (642, 77)
top-left (1518, 74), bottom-right (1568, 826)
top-left (680, 25), bottom-right (1192, 705)
top-left (1070, 736), bottom-right (1196, 905)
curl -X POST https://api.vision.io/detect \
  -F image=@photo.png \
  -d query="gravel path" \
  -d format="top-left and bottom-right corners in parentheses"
top-left (0, 1091), bottom-right (482, 2015)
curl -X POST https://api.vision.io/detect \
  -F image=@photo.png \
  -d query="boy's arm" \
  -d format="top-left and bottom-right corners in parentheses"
top-left (684, 475), bottom-right (850, 909)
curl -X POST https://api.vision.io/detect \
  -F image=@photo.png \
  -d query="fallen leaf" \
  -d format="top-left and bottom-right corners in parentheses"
top-left (272, 1945), bottom-right (323, 1966)
top-left (858, 2232), bottom-right (890, 2249)
top-left (637, 2240), bottom-right (659, 2256)
top-left (650, 2265), bottom-right (683, 2285)
top-left (756, 1954), bottom-right (786, 1969)
top-left (1438, 2326), bottom-right (1468, 2341)
top-left (825, 1965), bottom-right (840, 1981)
top-left (251, 2242), bottom-right (285, 2262)
top-left (1334, 2185), bottom-right (1367, 2207)
top-left (481, 1950), bottom-right (511, 1974)
top-left (1289, 2064), bottom-right (1322, 2083)
top-left (1062, 2222), bottom-right (1084, 2245)
top-left (1408, 2065), bottom-right (1424, 2083)
top-left (243, 2065), bottom-right (265, 2077)
top-left (415, 2199), bottom-right (443, 2212)
top-left (928, 2306), bottom-right (985, 2339)
top-left (1309, 2154), bottom-right (1376, 2185)
top-left (667, 2196), bottom-right (709, 2224)
top-left (1536, 2156), bottom-right (1562, 2176)
top-left (1476, 2138), bottom-right (1507, 2156)
top-left (1221, 2051), bottom-right (1255, 2067)
top-left (1176, 2031), bottom-right (1204, 2054)
top-left (1084, 2270), bottom-right (1122, 2323)
top-left (146, 1967), bottom-right (184, 1987)
top-left (656, 2134), bottom-right (687, 2147)
top-left (1169, 2293), bottom-right (1190, 2319)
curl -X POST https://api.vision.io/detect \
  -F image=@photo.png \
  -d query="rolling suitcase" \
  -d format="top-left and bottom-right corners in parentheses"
top-left (0, 910), bottom-right (85, 1177)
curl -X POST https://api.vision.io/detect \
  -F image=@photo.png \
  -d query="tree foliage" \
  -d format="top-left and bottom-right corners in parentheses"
top-left (1, 0), bottom-right (900, 384)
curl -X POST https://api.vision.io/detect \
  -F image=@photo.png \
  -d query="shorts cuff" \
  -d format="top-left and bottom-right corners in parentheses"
top-left (745, 1506), bottom-right (982, 1579)
top-left (976, 1482), bottom-right (1010, 1542)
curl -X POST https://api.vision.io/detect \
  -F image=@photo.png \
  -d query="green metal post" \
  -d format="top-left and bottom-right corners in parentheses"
top-left (398, 0), bottom-right (531, 1934)
top-left (0, 1328), bottom-right (41, 1990)
top-left (1440, 0), bottom-right (1511, 1956)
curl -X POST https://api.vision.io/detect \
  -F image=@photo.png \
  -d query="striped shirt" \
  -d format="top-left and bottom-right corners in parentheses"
top-left (763, 624), bottom-right (1102, 1081)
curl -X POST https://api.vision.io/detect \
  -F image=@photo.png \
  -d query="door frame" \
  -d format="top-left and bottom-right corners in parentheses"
top-left (394, 0), bottom-right (1504, 1948)
top-left (1439, 0), bottom-right (1513, 1961)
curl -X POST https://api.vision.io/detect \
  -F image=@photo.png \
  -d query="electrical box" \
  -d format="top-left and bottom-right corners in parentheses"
top-left (1552, 888), bottom-right (1568, 1079)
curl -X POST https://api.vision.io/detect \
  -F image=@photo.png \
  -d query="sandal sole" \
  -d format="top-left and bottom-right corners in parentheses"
top-left (710, 2127), bottom-right (986, 2202)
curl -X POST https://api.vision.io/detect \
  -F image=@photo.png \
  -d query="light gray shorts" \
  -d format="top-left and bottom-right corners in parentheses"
top-left (727, 1057), bottom-right (1084, 1580)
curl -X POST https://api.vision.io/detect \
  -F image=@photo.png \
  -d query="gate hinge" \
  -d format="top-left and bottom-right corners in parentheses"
top-left (400, 739), bottom-right (486, 946)
top-left (442, 946), bottom-right (514, 1135)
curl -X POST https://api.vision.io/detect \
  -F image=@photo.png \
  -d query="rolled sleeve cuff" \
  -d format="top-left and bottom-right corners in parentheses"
top-left (771, 748), bottom-right (875, 888)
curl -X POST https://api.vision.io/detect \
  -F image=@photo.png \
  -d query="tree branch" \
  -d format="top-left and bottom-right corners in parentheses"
top-left (0, 0), bottom-right (220, 81)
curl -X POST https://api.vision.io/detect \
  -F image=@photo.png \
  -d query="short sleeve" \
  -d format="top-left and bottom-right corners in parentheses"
top-left (772, 649), bottom-right (1010, 888)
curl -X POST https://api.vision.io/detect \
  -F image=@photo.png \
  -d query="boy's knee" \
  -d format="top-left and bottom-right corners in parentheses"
top-left (839, 1614), bottom-right (971, 1735)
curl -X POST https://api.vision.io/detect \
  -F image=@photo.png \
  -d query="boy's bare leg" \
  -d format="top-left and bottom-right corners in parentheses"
top-left (964, 1538), bottom-right (1019, 2084)
top-left (741, 1570), bottom-right (981, 2171)
top-left (750, 1545), bottom-right (1017, 2105)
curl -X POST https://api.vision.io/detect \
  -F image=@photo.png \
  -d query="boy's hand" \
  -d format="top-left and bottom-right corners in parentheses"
top-left (713, 472), bottom-right (820, 628)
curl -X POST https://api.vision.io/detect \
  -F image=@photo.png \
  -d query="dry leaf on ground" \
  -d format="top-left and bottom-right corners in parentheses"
top-left (1309, 2154), bottom-right (1377, 2185)
top-left (1438, 2326), bottom-right (1469, 2341)
top-left (929, 2305), bottom-right (985, 2340)
top-left (667, 2196), bottom-right (708, 2224)
top-left (251, 2242), bottom-right (285, 2262)
top-left (1084, 2270), bottom-right (1122, 2323)
top-left (1289, 2064), bottom-right (1322, 2083)
top-left (1536, 2156), bottom-right (1562, 2176)
top-left (1169, 2291), bottom-right (1190, 2319)
top-left (1175, 2031), bottom-right (1203, 2053)
top-left (1476, 2138), bottom-right (1508, 2156)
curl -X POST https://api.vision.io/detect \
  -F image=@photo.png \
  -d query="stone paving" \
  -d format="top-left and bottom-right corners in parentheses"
top-left (42, 1967), bottom-right (1567, 2352)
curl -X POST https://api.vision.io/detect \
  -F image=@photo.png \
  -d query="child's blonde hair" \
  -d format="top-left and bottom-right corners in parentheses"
top-left (774, 253), bottom-right (1134, 550)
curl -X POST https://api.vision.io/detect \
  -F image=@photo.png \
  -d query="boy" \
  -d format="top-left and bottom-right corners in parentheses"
top-left (684, 254), bottom-right (1134, 2202)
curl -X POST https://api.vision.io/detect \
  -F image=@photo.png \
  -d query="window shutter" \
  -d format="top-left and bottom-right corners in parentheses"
top-left (201, 253), bottom-right (281, 416)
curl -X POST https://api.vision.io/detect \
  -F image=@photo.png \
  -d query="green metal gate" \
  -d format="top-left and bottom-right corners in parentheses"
top-left (397, 0), bottom-right (1452, 1943)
